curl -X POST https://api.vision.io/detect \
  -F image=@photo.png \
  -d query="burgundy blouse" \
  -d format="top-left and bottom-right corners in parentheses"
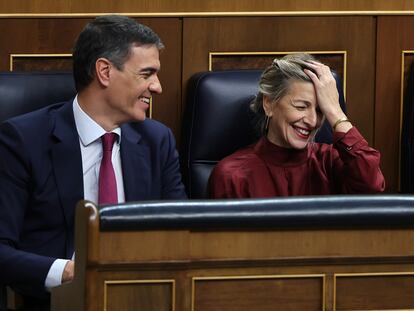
top-left (209, 127), bottom-right (385, 198)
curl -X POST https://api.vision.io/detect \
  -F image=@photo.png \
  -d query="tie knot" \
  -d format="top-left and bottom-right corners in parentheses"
top-left (101, 133), bottom-right (117, 152)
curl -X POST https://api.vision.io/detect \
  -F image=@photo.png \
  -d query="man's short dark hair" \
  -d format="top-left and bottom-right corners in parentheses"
top-left (72, 15), bottom-right (164, 92)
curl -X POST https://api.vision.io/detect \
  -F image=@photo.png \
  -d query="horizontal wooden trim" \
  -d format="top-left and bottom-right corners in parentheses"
top-left (3, 11), bottom-right (414, 18)
top-left (87, 255), bottom-right (414, 269)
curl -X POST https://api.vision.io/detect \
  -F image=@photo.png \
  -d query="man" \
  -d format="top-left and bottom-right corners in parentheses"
top-left (0, 15), bottom-right (187, 310)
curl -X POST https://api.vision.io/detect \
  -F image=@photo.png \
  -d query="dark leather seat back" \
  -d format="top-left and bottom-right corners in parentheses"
top-left (0, 71), bottom-right (76, 122)
top-left (401, 61), bottom-right (414, 193)
top-left (181, 70), bottom-right (346, 199)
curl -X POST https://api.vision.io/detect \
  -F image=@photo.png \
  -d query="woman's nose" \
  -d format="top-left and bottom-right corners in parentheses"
top-left (303, 109), bottom-right (317, 127)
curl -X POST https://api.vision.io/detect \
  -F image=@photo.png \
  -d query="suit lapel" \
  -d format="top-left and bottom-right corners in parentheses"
top-left (121, 124), bottom-right (151, 201)
top-left (50, 102), bottom-right (83, 229)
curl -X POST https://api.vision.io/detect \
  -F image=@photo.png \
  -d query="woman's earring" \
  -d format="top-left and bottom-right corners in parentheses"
top-left (264, 115), bottom-right (270, 134)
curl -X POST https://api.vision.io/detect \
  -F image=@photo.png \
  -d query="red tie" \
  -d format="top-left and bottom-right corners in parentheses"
top-left (98, 133), bottom-right (118, 205)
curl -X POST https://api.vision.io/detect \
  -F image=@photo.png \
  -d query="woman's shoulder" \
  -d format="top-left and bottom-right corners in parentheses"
top-left (226, 143), bottom-right (258, 159)
top-left (214, 142), bottom-right (264, 174)
top-left (307, 141), bottom-right (337, 162)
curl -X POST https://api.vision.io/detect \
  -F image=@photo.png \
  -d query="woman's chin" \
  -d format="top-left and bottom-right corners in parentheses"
top-left (288, 138), bottom-right (310, 150)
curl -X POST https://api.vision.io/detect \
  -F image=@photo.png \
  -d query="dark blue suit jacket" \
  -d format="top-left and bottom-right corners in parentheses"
top-left (0, 100), bottom-right (186, 304)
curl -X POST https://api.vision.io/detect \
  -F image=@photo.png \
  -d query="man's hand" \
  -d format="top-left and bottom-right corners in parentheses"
top-left (62, 260), bottom-right (75, 283)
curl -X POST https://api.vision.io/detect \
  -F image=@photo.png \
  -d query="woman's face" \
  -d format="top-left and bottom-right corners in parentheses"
top-left (264, 80), bottom-right (323, 149)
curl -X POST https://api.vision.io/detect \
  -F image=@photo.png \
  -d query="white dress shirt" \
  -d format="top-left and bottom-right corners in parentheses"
top-left (45, 96), bottom-right (125, 289)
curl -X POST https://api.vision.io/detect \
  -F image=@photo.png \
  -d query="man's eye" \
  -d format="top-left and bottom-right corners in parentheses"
top-left (138, 71), bottom-right (152, 79)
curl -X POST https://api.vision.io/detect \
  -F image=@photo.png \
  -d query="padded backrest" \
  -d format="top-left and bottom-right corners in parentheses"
top-left (181, 70), bottom-right (346, 199)
top-left (0, 71), bottom-right (76, 123)
top-left (401, 61), bottom-right (414, 193)
top-left (98, 195), bottom-right (414, 230)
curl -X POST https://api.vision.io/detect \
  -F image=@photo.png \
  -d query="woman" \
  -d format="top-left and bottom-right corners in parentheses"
top-left (209, 53), bottom-right (385, 198)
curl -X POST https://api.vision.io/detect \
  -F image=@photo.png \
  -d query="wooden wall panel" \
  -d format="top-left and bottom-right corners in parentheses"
top-left (0, 17), bottom-right (182, 136)
top-left (11, 55), bottom-right (72, 71)
top-left (335, 274), bottom-right (414, 310)
top-left (0, 14), bottom-right (412, 193)
top-left (182, 16), bottom-right (376, 144)
top-left (0, 18), bottom-right (85, 70)
top-left (105, 281), bottom-right (173, 311)
top-left (193, 276), bottom-right (324, 311)
top-left (142, 18), bottom-right (182, 136)
top-left (376, 16), bottom-right (414, 192)
top-left (52, 204), bottom-right (414, 311)
top-left (210, 52), bottom-right (345, 84)
top-left (3, 1), bottom-right (414, 14)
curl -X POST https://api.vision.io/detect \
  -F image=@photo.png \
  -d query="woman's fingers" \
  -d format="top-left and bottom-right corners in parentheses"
top-left (304, 68), bottom-right (320, 85)
top-left (305, 61), bottom-right (332, 80)
top-left (304, 62), bottom-right (341, 124)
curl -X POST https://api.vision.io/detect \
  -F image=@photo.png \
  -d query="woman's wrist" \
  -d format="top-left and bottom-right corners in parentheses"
top-left (333, 117), bottom-right (350, 130)
top-left (322, 106), bottom-right (346, 125)
top-left (332, 116), bottom-right (353, 132)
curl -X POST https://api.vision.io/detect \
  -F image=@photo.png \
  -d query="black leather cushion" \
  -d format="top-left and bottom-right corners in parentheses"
top-left (401, 62), bottom-right (414, 193)
top-left (181, 70), bottom-right (346, 199)
top-left (0, 71), bottom-right (76, 122)
top-left (99, 195), bottom-right (414, 231)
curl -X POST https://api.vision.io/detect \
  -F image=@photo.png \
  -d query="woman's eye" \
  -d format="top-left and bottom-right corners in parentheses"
top-left (295, 106), bottom-right (306, 110)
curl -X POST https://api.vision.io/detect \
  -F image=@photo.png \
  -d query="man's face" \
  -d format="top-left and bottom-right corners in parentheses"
top-left (107, 44), bottom-right (162, 124)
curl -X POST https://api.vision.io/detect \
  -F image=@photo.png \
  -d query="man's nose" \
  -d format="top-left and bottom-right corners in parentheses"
top-left (149, 75), bottom-right (162, 94)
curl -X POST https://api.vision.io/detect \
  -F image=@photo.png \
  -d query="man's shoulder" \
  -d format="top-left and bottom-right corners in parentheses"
top-left (0, 101), bottom-right (73, 146)
top-left (3, 101), bottom-right (70, 129)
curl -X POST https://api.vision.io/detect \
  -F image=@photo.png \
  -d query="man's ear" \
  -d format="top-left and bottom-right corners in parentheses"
top-left (263, 95), bottom-right (273, 117)
top-left (95, 58), bottom-right (111, 87)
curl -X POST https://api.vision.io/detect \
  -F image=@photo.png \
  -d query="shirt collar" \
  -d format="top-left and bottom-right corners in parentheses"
top-left (73, 96), bottom-right (121, 146)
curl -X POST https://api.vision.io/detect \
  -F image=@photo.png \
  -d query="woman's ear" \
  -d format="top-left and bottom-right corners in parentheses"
top-left (263, 95), bottom-right (273, 117)
top-left (95, 58), bottom-right (112, 87)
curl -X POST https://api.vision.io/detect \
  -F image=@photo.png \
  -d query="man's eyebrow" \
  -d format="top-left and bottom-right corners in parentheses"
top-left (139, 67), bottom-right (159, 73)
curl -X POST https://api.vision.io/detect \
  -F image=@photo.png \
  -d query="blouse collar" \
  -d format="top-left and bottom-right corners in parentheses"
top-left (254, 136), bottom-right (310, 166)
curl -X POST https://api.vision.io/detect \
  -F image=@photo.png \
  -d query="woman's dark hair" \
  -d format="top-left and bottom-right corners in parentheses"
top-left (250, 53), bottom-right (317, 135)
top-left (72, 15), bottom-right (164, 92)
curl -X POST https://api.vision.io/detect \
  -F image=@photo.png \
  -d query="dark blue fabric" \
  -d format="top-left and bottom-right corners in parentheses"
top-left (0, 71), bottom-right (76, 311)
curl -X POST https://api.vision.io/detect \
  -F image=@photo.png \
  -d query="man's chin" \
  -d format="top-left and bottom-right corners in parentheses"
top-left (131, 112), bottom-right (147, 122)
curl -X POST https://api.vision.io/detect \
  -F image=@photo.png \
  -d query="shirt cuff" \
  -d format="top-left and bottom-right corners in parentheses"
top-left (334, 127), bottom-right (366, 149)
top-left (45, 259), bottom-right (69, 291)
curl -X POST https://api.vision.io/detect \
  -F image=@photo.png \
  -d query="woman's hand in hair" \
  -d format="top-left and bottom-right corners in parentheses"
top-left (304, 61), bottom-right (352, 133)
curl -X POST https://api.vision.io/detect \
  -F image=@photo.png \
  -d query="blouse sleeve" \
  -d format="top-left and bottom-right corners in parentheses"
top-left (331, 126), bottom-right (385, 193)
